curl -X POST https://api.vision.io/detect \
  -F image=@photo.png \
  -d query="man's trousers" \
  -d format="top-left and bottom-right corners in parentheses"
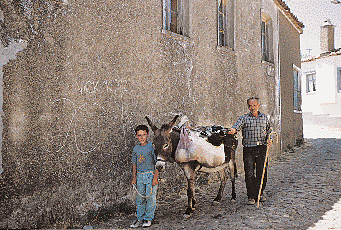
top-left (243, 145), bottom-right (268, 200)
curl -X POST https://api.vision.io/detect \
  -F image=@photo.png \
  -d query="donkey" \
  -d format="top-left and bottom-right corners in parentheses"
top-left (146, 115), bottom-right (238, 216)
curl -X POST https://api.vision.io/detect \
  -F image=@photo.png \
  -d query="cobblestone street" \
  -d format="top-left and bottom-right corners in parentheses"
top-left (95, 113), bottom-right (341, 229)
top-left (95, 137), bottom-right (341, 229)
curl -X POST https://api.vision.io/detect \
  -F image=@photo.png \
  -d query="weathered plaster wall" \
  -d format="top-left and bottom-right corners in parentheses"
top-left (234, 0), bottom-right (262, 110)
top-left (0, 40), bottom-right (27, 175)
top-left (233, 0), bottom-right (281, 159)
top-left (279, 11), bottom-right (303, 150)
top-left (0, 0), bottom-right (282, 228)
top-left (261, 0), bottom-right (281, 155)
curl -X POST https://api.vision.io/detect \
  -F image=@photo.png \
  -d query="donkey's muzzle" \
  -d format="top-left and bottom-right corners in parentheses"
top-left (156, 157), bottom-right (166, 172)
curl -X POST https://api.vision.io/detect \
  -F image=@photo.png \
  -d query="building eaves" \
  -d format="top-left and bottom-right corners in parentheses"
top-left (302, 48), bottom-right (341, 62)
top-left (274, 0), bottom-right (305, 34)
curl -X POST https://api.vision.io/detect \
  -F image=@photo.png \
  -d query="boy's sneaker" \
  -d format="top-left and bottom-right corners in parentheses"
top-left (130, 219), bottom-right (143, 228)
top-left (142, 220), bottom-right (152, 228)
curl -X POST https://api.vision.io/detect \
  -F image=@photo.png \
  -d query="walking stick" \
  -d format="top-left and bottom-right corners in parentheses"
top-left (257, 132), bottom-right (278, 208)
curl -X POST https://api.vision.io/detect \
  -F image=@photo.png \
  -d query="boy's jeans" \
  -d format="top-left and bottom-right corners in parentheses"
top-left (136, 172), bottom-right (158, 221)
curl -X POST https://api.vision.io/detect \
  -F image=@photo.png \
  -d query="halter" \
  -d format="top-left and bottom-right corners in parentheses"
top-left (156, 158), bottom-right (168, 163)
top-left (155, 129), bottom-right (175, 163)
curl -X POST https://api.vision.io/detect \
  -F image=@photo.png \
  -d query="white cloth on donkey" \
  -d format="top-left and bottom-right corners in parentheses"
top-left (175, 127), bottom-right (225, 168)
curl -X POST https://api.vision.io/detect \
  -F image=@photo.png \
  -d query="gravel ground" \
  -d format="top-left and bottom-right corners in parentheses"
top-left (94, 138), bottom-right (341, 230)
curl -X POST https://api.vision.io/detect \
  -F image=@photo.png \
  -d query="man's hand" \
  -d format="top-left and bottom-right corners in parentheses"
top-left (267, 139), bottom-right (272, 147)
top-left (131, 177), bottom-right (137, 186)
top-left (228, 128), bottom-right (237, 135)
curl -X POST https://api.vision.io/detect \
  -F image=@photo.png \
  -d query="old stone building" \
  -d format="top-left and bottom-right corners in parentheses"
top-left (0, 0), bottom-right (303, 228)
top-left (275, 0), bottom-right (304, 149)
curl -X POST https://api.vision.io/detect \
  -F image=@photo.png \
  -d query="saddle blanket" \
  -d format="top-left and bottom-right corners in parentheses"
top-left (175, 127), bottom-right (225, 168)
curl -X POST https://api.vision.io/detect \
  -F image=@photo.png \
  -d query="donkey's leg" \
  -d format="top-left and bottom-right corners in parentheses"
top-left (234, 162), bottom-right (238, 178)
top-left (213, 167), bottom-right (227, 202)
top-left (186, 178), bottom-right (196, 214)
top-left (182, 163), bottom-right (197, 216)
top-left (228, 159), bottom-right (236, 200)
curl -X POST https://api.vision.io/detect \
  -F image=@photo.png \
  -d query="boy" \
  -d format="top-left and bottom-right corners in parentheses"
top-left (130, 125), bottom-right (159, 228)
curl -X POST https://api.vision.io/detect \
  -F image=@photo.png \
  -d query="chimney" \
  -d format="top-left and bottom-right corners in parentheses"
top-left (320, 19), bottom-right (335, 55)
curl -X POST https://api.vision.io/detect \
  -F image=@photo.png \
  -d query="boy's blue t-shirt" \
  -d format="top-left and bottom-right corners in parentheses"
top-left (132, 142), bottom-right (156, 173)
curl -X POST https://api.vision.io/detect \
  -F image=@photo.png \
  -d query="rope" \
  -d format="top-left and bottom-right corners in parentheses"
top-left (132, 183), bottom-right (153, 199)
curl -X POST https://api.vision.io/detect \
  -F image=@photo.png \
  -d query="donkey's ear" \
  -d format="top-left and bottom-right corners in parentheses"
top-left (168, 115), bottom-right (180, 128)
top-left (145, 116), bottom-right (158, 132)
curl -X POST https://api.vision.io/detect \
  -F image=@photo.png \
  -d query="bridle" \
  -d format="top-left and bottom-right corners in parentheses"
top-left (155, 129), bottom-right (173, 159)
top-left (156, 157), bottom-right (168, 163)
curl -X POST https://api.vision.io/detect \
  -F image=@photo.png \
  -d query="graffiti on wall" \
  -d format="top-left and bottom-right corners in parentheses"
top-left (42, 78), bottom-right (129, 154)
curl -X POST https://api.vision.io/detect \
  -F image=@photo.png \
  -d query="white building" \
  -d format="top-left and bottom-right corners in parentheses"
top-left (301, 19), bottom-right (341, 116)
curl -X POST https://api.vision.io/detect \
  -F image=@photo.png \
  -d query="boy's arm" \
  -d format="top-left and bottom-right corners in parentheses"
top-left (131, 163), bottom-right (137, 186)
top-left (152, 169), bottom-right (159, 186)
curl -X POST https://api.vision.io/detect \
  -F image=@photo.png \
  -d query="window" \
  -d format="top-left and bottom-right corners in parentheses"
top-left (261, 14), bottom-right (273, 62)
top-left (306, 72), bottom-right (316, 93)
top-left (163, 0), bottom-right (189, 36)
top-left (218, 0), bottom-right (234, 48)
top-left (293, 66), bottom-right (302, 112)
top-left (337, 67), bottom-right (341, 93)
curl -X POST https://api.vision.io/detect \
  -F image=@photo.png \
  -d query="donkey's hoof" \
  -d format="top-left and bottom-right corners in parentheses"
top-left (213, 200), bottom-right (220, 206)
top-left (192, 199), bottom-right (196, 209)
top-left (183, 209), bottom-right (192, 219)
top-left (184, 207), bottom-right (194, 216)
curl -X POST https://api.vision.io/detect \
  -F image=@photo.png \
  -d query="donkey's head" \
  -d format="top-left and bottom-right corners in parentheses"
top-left (145, 115), bottom-right (180, 172)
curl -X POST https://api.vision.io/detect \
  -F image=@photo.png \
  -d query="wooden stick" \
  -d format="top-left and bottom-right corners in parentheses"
top-left (256, 146), bottom-right (270, 208)
top-left (256, 132), bottom-right (278, 208)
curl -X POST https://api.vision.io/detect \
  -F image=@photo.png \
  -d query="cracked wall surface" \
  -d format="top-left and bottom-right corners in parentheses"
top-left (0, 0), bottom-right (295, 228)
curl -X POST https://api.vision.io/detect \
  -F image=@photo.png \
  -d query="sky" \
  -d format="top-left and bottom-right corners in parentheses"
top-left (284, 0), bottom-right (341, 58)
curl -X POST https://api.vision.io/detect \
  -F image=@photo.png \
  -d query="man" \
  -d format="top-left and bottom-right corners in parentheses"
top-left (228, 97), bottom-right (272, 205)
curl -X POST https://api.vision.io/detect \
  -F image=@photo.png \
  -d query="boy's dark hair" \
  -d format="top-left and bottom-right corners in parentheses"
top-left (135, 125), bottom-right (149, 134)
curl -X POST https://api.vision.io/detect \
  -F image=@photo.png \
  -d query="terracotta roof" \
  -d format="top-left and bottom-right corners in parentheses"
top-left (302, 48), bottom-right (341, 62)
top-left (274, 0), bottom-right (305, 33)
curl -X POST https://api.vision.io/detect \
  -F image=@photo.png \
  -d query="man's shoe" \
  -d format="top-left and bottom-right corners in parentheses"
top-left (259, 195), bottom-right (266, 202)
top-left (130, 219), bottom-right (143, 228)
top-left (247, 198), bottom-right (256, 205)
top-left (142, 220), bottom-right (152, 228)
